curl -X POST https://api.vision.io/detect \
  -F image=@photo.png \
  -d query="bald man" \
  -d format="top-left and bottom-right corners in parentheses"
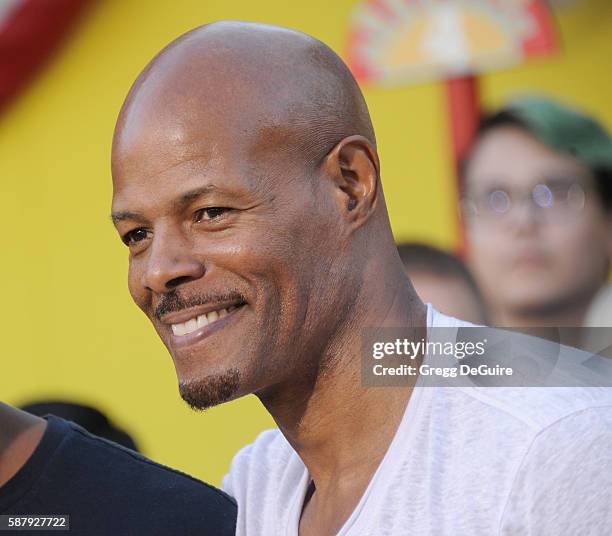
top-left (0, 403), bottom-right (236, 534)
top-left (111, 22), bottom-right (612, 536)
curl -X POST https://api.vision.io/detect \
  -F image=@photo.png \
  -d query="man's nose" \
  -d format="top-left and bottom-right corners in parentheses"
top-left (142, 231), bottom-right (205, 293)
top-left (508, 198), bottom-right (541, 235)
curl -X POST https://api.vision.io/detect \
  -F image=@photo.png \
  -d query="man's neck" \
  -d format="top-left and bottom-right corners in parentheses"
top-left (258, 272), bottom-right (426, 534)
top-left (0, 404), bottom-right (47, 487)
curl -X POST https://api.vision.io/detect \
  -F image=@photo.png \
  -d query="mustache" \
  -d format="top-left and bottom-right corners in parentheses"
top-left (154, 290), bottom-right (247, 321)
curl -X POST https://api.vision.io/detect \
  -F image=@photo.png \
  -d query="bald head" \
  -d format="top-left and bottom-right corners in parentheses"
top-left (113, 21), bottom-right (375, 172)
top-left (110, 22), bottom-right (405, 411)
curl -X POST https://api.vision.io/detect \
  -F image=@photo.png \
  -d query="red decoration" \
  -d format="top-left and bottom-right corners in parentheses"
top-left (0, 0), bottom-right (94, 115)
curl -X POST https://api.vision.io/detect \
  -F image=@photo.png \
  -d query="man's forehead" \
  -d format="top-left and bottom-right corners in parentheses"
top-left (112, 81), bottom-right (299, 189)
top-left (112, 123), bottom-right (296, 210)
top-left (110, 160), bottom-right (274, 225)
top-left (113, 93), bottom-right (252, 171)
top-left (112, 145), bottom-right (265, 199)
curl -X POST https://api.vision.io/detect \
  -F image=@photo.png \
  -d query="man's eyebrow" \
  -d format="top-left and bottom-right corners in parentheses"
top-left (110, 211), bottom-right (146, 225)
top-left (110, 186), bottom-right (223, 224)
top-left (178, 185), bottom-right (220, 204)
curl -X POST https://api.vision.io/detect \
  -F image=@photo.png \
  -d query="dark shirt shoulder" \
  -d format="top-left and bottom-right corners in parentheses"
top-left (0, 416), bottom-right (236, 536)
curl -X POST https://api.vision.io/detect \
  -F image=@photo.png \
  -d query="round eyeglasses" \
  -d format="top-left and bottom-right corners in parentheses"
top-left (460, 180), bottom-right (588, 223)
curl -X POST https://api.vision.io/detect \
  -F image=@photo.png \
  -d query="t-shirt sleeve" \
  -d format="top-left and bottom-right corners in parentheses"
top-left (500, 406), bottom-right (612, 535)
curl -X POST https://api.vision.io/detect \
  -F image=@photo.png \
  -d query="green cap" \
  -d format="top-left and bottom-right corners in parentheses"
top-left (502, 95), bottom-right (612, 172)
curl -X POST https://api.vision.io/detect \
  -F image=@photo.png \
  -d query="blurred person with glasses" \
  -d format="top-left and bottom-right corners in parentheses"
top-left (461, 96), bottom-right (612, 330)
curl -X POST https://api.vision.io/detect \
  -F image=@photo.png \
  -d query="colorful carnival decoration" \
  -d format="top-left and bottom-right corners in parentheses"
top-left (347, 0), bottom-right (558, 86)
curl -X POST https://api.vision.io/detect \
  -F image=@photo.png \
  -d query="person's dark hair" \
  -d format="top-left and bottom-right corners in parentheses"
top-left (461, 111), bottom-right (612, 212)
top-left (20, 400), bottom-right (139, 452)
top-left (592, 166), bottom-right (612, 212)
top-left (397, 242), bottom-right (484, 304)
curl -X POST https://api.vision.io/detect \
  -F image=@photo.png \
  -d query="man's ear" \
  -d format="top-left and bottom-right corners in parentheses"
top-left (323, 135), bottom-right (380, 226)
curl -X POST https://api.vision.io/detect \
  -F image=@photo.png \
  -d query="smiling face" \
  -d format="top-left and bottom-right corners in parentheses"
top-left (112, 107), bottom-right (348, 410)
top-left (464, 126), bottom-right (612, 322)
top-left (110, 23), bottom-right (377, 410)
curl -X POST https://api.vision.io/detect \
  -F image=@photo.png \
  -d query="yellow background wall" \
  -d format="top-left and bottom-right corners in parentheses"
top-left (2, 0), bottom-right (611, 485)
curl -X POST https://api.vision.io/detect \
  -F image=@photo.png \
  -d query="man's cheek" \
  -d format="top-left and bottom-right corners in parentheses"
top-left (127, 268), bottom-right (148, 312)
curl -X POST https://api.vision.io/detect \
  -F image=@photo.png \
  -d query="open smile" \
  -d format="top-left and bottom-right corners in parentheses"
top-left (170, 305), bottom-right (240, 335)
top-left (161, 302), bottom-right (247, 348)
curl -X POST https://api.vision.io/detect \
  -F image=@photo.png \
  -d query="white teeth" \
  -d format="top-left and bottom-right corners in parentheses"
top-left (196, 314), bottom-right (209, 329)
top-left (171, 307), bottom-right (235, 336)
top-left (171, 323), bottom-right (186, 336)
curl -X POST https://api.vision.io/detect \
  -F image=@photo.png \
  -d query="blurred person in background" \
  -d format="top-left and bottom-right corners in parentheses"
top-left (0, 402), bottom-right (236, 534)
top-left (462, 96), bottom-right (612, 330)
top-left (397, 242), bottom-right (487, 324)
top-left (21, 400), bottom-right (139, 452)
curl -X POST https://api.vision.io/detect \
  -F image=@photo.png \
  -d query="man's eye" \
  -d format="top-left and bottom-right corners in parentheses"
top-left (122, 228), bottom-right (150, 246)
top-left (194, 207), bottom-right (229, 222)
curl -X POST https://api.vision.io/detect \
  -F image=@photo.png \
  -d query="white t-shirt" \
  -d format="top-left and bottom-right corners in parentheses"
top-left (222, 307), bottom-right (612, 535)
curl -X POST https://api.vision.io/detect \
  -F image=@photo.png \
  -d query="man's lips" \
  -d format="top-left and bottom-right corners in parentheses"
top-left (159, 299), bottom-right (246, 326)
top-left (160, 302), bottom-right (247, 349)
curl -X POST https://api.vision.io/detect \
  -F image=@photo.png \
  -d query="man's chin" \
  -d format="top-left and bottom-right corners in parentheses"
top-left (178, 368), bottom-right (241, 411)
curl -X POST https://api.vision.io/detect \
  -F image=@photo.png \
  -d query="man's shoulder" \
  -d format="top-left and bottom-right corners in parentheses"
top-left (430, 308), bottom-right (612, 432)
top-left (499, 402), bottom-right (612, 533)
top-left (452, 385), bottom-right (612, 433)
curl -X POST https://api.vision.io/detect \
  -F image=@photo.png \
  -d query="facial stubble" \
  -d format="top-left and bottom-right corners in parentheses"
top-left (179, 368), bottom-right (241, 411)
